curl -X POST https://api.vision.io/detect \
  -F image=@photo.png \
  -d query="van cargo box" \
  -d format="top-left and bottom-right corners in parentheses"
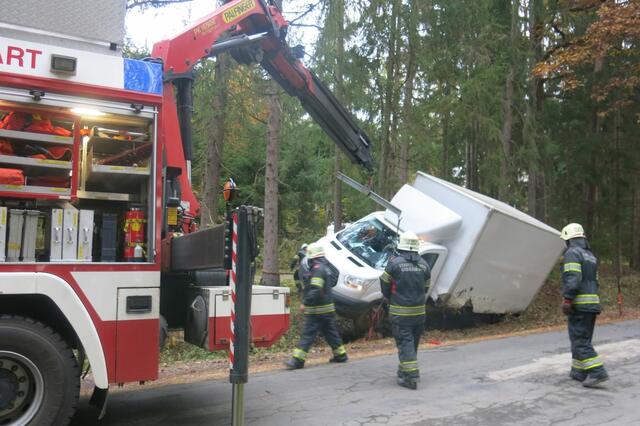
top-left (385, 172), bottom-right (564, 314)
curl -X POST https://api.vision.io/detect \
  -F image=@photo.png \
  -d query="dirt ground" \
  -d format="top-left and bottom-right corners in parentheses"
top-left (82, 268), bottom-right (640, 395)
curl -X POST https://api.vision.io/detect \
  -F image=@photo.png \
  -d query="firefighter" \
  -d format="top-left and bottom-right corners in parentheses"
top-left (380, 231), bottom-right (430, 390)
top-left (285, 243), bottom-right (347, 369)
top-left (290, 243), bottom-right (308, 293)
top-left (560, 223), bottom-right (609, 387)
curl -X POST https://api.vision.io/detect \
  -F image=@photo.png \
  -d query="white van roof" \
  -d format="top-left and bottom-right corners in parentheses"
top-left (384, 184), bottom-right (462, 243)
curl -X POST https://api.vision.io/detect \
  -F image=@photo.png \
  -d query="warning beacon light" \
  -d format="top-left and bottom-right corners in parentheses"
top-left (223, 178), bottom-right (237, 202)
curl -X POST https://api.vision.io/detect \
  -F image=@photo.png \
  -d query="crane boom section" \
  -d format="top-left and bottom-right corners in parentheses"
top-left (152, 0), bottom-right (373, 218)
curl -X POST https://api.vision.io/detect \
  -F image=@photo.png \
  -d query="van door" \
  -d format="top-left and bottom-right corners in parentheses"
top-left (419, 244), bottom-right (447, 288)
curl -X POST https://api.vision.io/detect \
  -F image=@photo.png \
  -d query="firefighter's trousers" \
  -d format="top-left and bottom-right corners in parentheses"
top-left (568, 311), bottom-right (606, 375)
top-left (391, 314), bottom-right (425, 380)
top-left (292, 312), bottom-right (346, 362)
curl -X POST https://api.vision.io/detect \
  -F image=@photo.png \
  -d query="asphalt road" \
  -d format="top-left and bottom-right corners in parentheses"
top-left (72, 319), bottom-right (640, 426)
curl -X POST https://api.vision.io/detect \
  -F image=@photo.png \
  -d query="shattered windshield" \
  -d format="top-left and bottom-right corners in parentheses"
top-left (336, 217), bottom-right (398, 270)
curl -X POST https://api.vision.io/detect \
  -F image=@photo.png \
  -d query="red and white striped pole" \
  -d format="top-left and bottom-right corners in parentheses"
top-left (229, 210), bottom-right (238, 369)
top-left (229, 207), bottom-right (253, 426)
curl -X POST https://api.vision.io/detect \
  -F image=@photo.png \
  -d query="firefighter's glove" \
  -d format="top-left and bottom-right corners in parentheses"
top-left (561, 298), bottom-right (573, 315)
top-left (382, 297), bottom-right (390, 307)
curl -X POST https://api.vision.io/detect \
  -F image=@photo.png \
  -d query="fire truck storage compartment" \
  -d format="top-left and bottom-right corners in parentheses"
top-left (0, 107), bottom-right (74, 196)
top-left (185, 286), bottom-right (290, 351)
top-left (0, 91), bottom-right (156, 263)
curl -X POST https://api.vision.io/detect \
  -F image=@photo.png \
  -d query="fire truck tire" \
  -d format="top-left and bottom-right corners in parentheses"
top-left (0, 315), bottom-right (80, 426)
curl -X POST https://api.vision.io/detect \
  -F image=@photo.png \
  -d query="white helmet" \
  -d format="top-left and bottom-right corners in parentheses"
top-left (306, 243), bottom-right (325, 259)
top-left (300, 243), bottom-right (308, 251)
top-left (397, 231), bottom-right (420, 252)
top-left (561, 223), bottom-right (585, 241)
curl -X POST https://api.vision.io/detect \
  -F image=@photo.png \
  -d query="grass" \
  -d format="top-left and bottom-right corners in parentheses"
top-left (159, 268), bottom-right (640, 365)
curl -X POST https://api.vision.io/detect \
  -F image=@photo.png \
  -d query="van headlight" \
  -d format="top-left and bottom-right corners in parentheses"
top-left (344, 275), bottom-right (365, 291)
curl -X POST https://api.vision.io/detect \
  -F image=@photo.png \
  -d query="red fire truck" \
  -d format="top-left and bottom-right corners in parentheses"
top-left (0, 0), bottom-right (373, 425)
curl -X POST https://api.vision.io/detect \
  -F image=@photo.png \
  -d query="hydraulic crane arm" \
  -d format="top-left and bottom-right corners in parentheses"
top-left (152, 0), bottom-right (374, 219)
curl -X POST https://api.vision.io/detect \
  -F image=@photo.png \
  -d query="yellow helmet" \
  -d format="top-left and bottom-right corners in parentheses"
top-left (397, 231), bottom-right (420, 252)
top-left (306, 243), bottom-right (325, 259)
top-left (561, 223), bottom-right (585, 240)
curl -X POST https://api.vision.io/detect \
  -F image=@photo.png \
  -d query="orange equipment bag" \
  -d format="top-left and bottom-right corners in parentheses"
top-left (24, 114), bottom-right (72, 137)
top-left (46, 146), bottom-right (72, 160)
top-left (0, 139), bottom-right (14, 155)
top-left (0, 168), bottom-right (25, 185)
top-left (0, 112), bottom-right (27, 130)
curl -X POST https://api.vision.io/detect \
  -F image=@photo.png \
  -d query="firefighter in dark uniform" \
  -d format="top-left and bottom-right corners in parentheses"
top-left (285, 243), bottom-right (348, 369)
top-left (561, 223), bottom-right (609, 387)
top-left (290, 243), bottom-right (308, 293)
top-left (380, 232), bottom-right (430, 390)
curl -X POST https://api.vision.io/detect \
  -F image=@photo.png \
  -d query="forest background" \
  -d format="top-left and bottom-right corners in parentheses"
top-left (126, 0), bottom-right (640, 286)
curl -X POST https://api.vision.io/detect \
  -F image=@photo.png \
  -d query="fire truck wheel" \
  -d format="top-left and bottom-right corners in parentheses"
top-left (0, 315), bottom-right (80, 426)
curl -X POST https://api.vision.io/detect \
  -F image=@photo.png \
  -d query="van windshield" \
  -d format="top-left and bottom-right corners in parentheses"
top-left (336, 217), bottom-right (398, 270)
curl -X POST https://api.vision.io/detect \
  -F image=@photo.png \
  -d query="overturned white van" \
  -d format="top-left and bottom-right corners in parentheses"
top-left (317, 172), bottom-right (565, 321)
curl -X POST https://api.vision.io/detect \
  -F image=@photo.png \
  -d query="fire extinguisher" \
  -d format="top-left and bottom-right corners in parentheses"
top-left (123, 207), bottom-right (146, 262)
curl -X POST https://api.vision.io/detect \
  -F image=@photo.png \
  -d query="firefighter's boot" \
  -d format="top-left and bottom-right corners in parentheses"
top-left (582, 370), bottom-right (609, 388)
top-left (397, 376), bottom-right (418, 390)
top-left (284, 358), bottom-right (305, 370)
top-left (329, 353), bottom-right (348, 363)
top-left (329, 345), bottom-right (348, 363)
top-left (569, 370), bottom-right (587, 382)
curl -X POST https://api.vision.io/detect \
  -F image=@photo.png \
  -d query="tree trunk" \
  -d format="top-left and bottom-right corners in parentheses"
top-left (441, 116), bottom-right (449, 179)
top-left (613, 107), bottom-right (622, 315)
top-left (499, 0), bottom-right (517, 202)
top-left (500, 68), bottom-right (513, 201)
top-left (585, 161), bottom-right (597, 233)
top-left (334, 150), bottom-right (342, 231)
top-left (441, 84), bottom-right (450, 179)
top-left (201, 53), bottom-right (230, 227)
top-left (378, 0), bottom-right (401, 197)
top-left (632, 170), bottom-right (640, 270)
top-left (331, 0), bottom-right (346, 232)
top-left (526, 0), bottom-right (546, 220)
top-left (466, 117), bottom-right (479, 191)
top-left (586, 55), bottom-right (605, 235)
top-left (398, 0), bottom-right (418, 185)
top-left (262, 81), bottom-right (281, 286)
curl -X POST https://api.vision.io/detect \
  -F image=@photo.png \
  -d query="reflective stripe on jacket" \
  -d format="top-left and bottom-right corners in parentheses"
top-left (304, 303), bottom-right (336, 315)
top-left (389, 304), bottom-right (426, 316)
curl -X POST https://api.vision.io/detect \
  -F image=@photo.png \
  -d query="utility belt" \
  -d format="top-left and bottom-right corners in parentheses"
top-left (304, 303), bottom-right (336, 315)
top-left (389, 304), bottom-right (426, 316)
